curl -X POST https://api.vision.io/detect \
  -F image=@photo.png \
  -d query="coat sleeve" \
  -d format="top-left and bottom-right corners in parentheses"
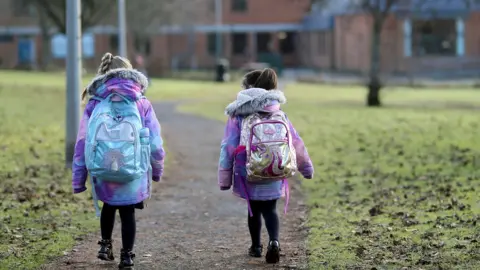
top-left (144, 101), bottom-right (166, 182)
top-left (72, 101), bottom-right (95, 193)
top-left (288, 119), bottom-right (314, 179)
top-left (218, 116), bottom-right (241, 189)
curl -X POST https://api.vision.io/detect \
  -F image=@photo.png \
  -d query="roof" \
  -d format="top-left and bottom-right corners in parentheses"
top-left (307, 0), bottom-right (480, 18)
top-left (301, 0), bottom-right (351, 30)
top-left (301, 12), bottom-right (334, 30)
top-left (393, 0), bottom-right (480, 18)
top-left (301, 0), bottom-right (480, 30)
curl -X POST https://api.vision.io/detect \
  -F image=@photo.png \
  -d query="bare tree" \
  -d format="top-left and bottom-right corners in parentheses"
top-left (32, 1), bottom-right (52, 70)
top-left (125, 0), bottom-right (208, 68)
top-left (310, 0), bottom-right (479, 106)
top-left (125, 0), bottom-right (174, 55)
top-left (311, 0), bottom-right (399, 106)
top-left (34, 0), bottom-right (115, 34)
top-left (24, 0), bottom-right (113, 70)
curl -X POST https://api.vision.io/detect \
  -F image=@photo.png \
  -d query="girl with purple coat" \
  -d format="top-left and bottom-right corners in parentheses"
top-left (72, 53), bottom-right (165, 269)
top-left (218, 68), bottom-right (313, 264)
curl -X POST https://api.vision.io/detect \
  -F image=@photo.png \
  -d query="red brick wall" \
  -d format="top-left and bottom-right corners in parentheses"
top-left (334, 13), bottom-right (480, 75)
top-left (465, 12), bottom-right (480, 56)
top-left (223, 0), bottom-right (310, 24)
top-left (297, 31), bottom-right (333, 70)
top-left (0, 0), bottom-right (310, 73)
top-left (0, 1), bottom-right (37, 26)
top-left (334, 15), bottom-right (370, 73)
top-left (0, 37), bottom-right (19, 68)
top-left (5, 0), bottom-right (480, 76)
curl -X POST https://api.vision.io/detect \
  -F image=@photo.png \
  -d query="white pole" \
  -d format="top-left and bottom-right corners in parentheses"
top-left (403, 18), bottom-right (412, 57)
top-left (456, 17), bottom-right (465, 56)
top-left (118, 0), bottom-right (127, 57)
top-left (215, 0), bottom-right (222, 59)
top-left (65, 0), bottom-right (82, 168)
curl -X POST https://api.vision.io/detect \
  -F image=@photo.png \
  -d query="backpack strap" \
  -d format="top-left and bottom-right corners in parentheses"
top-left (90, 176), bottom-right (101, 217)
top-left (89, 96), bottom-right (103, 102)
top-left (284, 179), bottom-right (290, 215)
top-left (137, 96), bottom-right (147, 128)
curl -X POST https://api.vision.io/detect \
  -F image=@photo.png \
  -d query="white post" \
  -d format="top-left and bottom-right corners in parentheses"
top-left (215, 0), bottom-right (223, 59)
top-left (65, 0), bottom-right (82, 168)
top-left (403, 18), bottom-right (412, 57)
top-left (456, 17), bottom-right (465, 56)
top-left (118, 0), bottom-right (127, 57)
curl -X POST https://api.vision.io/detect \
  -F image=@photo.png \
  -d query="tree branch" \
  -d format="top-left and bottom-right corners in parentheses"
top-left (33, 0), bottom-right (115, 34)
top-left (361, 0), bottom-right (378, 14)
top-left (35, 0), bottom-right (66, 33)
top-left (81, 0), bottom-right (116, 30)
top-left (381, 0), bottom-right (398, 17)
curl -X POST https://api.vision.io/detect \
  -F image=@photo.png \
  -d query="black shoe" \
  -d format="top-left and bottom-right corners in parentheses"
top-left (118, 249), bottom-right (135, 269)
top-left (248, 245), bottom-right (263, 257)
top-left (97, 239), bottom-right (114, 261)
top-left (265, 240), bottom-right (280, 264)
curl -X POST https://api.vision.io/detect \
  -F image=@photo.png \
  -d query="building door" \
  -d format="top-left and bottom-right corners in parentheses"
top-left (18, 37), bottom-right (35, 65)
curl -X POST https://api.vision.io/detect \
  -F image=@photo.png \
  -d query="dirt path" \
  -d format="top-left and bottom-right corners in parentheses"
top-left (43, 102), bottom-right (308, 270)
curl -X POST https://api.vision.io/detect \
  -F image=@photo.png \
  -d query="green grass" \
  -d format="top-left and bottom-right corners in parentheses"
top-left (0, 70), bottom-right (236, 102)
top-left (0, 76), bottom-right (97, 270)
top-left (179, 84), bottom-right (480, 269)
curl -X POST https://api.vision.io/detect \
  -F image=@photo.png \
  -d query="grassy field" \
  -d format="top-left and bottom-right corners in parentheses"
top-left (180, 84), bottom-right (480, 269)
top-left (0, 72), bottom-right (95, 269)
top-left (1, 70), bottom-right (480, 269)
top-left (0, 71), bottom-right (231, 269)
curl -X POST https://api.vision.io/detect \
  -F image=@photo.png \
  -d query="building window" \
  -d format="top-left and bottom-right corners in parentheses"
top-left (51, 33), bottom-right (95, 59)
top-left (279, 32), bottom-right (296, 54)
top-left (231, 33), bottom-right (247, 55)
top-left (318, 32), bottom-right (327, 55)
top-left (0, 35), bottom-right (14, 43)
top-left (134, 34), bottom-right (151, 55)
top-left (257, 33), bottom-right (271, 53)
top-left (207, 33), bottom-right (216, 55)
top-left (231, 0), bottom-right (248, 12)
top-left (412, 19), bottom-right (456, 56)
top-left (110, 34), bottom-right (119, 51)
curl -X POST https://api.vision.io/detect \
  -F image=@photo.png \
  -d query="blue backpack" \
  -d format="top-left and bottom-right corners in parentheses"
top-left (85, 93), bottom-right (151, 183)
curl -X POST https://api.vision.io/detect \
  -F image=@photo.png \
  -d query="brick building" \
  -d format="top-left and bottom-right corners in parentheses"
top-left (1, 0), bottom-right (480, 78)
top-left (152, 0), bottom-right (314, 73)
top-left (330, 0), bottom-right (480, 77)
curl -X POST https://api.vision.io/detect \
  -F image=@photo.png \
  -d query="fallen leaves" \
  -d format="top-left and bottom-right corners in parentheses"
top-left (0, 85), bottom-right (97, 269)
top-left (294, 101), bottom-right (480, 269)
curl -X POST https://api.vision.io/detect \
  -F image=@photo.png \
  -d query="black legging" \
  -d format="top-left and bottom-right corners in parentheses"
top-left (100, 203), bottom-right (136, 250)
top-left (248, 200), bottom-right (279, 247)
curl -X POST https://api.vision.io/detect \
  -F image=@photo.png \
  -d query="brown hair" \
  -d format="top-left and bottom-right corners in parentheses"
top-left (81, 52), bottom-right (133, 101)
top-left (241, 68), bottom-right (278, 90)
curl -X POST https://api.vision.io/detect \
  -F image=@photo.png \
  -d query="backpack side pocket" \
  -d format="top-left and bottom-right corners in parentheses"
top-left (139, 127), bottom-right (151, 173)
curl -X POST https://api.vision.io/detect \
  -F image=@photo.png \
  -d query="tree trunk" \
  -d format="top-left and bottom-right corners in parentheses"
top-left (367, 19), bottom-right (383, 107)
top-left (37, 4), bottom-right (52, 71)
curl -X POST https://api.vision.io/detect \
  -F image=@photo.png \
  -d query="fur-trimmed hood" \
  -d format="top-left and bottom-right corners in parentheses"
top-left (225, 88), bottom-right (286, 117)
top-left (85, 68), bottom-right (149, 100)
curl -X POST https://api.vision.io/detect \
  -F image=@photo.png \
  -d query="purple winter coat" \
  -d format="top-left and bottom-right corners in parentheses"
top-left (72, 69), bottom-right (165, 206)
top-left (217, 88), bottom-right (314, 203)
